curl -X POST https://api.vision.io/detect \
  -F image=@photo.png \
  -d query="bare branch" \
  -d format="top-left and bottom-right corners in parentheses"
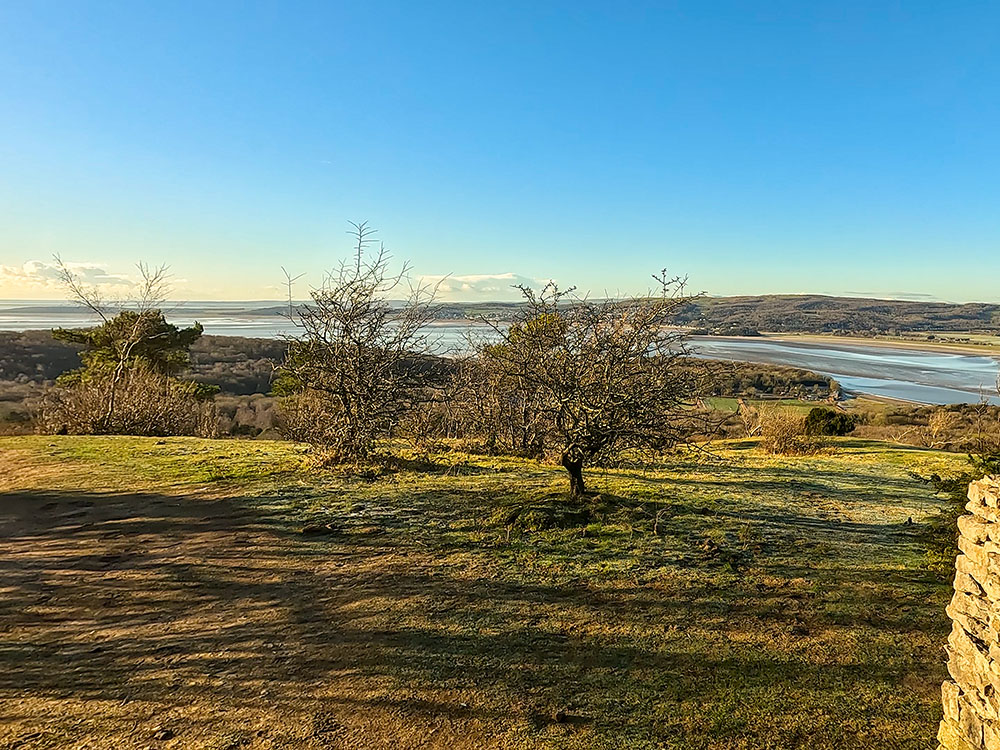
top-left (277, 222), bottom-right (438, 462)
top-left (456, 270), bottom-right (706, 497)
top-left (53, 254), bottom-right (109, 323)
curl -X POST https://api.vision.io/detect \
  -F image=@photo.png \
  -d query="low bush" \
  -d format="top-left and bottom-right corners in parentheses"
top-left (804, 407), bottom-right (856, 436)
top-left (38, 368), bottom-right (218, 437)
top-left (759, 407), bottom-right (815, 455)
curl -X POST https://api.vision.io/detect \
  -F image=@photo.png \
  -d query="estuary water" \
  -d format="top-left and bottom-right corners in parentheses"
top-left (2, 301), bottom-right (998, 405)
top-left (690, 336), bottom-right (1000, 406)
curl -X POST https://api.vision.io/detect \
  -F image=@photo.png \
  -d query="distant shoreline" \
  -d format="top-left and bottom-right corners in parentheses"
top-left (698, 332), bottom-right (1000, 359)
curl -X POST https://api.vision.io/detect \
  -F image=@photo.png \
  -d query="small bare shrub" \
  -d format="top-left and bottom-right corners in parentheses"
top-left (38, 367), bottom-right (218, 437)
top-left (394, 401), bottom-right (449, 452)
top-left (758, 406), bottom-right (814, 455)
top-left (970, 389), bottom-right (1000, 465)
top-left (736, 399), bottom-right (762, 438)
top-left (275, 223), bottom-right (439, 463)
top-left (926, 408), bottom-right (961, 448)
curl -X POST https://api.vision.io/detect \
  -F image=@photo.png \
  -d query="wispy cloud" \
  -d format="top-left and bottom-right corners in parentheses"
top-left (418, 272), bottom-right (545, 301)
top-left (0, 260), bottom-right (136, 292)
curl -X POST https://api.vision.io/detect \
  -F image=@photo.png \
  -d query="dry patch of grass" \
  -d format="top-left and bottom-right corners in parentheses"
top-left (0, 435), bottom-right (967, 749)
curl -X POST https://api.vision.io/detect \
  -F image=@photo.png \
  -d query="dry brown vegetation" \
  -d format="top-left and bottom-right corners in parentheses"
top-left (850, 401), bottom-right (1000, 453)
top-left (757, 406), bottom-right (816, 455)
top-left (36, 367), bottom-right (219, 437)
top-left (276, 223), bottom-right (439, 462)
top-left (451, 275), bottom-right (703, 496)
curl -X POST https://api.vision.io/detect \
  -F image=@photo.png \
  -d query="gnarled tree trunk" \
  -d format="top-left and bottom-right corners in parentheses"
top-left (561, 454), bottom-right (586, 499)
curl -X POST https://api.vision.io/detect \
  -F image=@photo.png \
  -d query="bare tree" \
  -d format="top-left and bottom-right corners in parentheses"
top-left (928, 408), bottom-right (961, 448)
top-left (276, 222), bottom-right (439, 462)
top-left (473, 273), bottom-right (702, 498)
top-left (449, 349), bottom-right (549, 457)
top-left (56, 255), bottom-right (170, 315)
top-left (48, 257), bottom-right (211, 435)
top-left (736, 398), bottom-right (762, 438)
top-left (968, 378), bottom-right (1000, 473)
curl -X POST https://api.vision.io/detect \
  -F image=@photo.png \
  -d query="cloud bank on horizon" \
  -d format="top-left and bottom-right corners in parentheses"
top-left (0, 261), bottom-right (972, 306)
top-left (0, 260), bottom-right (547, 302)
top-left (0, 260), bottom-right (137, 295)
top-left (418, 272), bottom-right (546, 301)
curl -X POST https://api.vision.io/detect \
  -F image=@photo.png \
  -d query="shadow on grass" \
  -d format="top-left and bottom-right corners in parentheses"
top-left (0, 485), bottom-right (949, 748)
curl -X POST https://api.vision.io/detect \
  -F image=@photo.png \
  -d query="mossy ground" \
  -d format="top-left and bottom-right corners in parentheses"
top-left (0, 435), bottom-right (967, 749)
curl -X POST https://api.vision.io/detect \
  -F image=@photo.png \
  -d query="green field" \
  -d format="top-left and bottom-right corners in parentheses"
top-left (0, 435), bottom-right (967, 749)
top-left (703, 397), bottom-right (820, 414)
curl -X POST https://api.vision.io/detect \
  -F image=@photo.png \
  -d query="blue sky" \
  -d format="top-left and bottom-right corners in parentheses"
top-left (1, 1), bottom-right (998, 301)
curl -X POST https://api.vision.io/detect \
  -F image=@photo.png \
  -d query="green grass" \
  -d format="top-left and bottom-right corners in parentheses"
top-left (704, 397), bottom-right (821, 414)
top-left (1, 434), bottom-right (314, 487)
top-left (0, 435), bottom-right (970, 749)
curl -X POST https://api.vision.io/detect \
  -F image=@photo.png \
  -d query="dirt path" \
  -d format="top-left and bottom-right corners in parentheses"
top-left (0, 490), bottom-right (515, 749)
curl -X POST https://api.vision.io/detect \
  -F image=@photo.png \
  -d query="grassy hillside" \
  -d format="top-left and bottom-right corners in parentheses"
top-left (0, 330), bottom-right (283, 394)
top-left (433, 295), bottom-right (1000, 335)
top-left (0, 330), bottom-right (837, 437)
top-left (672, 294), bottom-right (1000, 335)
top-left (0, 436), bottom-right (967, 749)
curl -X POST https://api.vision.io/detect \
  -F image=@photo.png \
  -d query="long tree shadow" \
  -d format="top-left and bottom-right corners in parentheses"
top-left (0, 486), bottom-right (949, 748)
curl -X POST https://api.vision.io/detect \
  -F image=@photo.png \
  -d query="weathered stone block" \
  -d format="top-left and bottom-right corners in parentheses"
top-left (959, 535), bottom-right (992, 570)
top-left (982, 718), bottom-right (1000, 748)
top-left (970, 480), bottom-right (1000, 510)
top-left (960, 515), bottom-right (994, 545)
top-left (943, 680), bottom-right (962, 721)
top-left (959, 692), bottom-right (986, 747)
top-left (951, 591), bottom-right (992, 624)
top-left (956, 680), bottom-right (1000, 726)
top-left (967, 500), bottom-right (1000, 523)
top-left (948, 622), bottom-right (996, 694)
top-left (957, 555), bottom-right (1000, 601)
top-left (951, 603), bottom-right (993, 646)
top-left (940, 716), bottom-right (986, 750)
top-left (957, 571), bottom-right (987, 598)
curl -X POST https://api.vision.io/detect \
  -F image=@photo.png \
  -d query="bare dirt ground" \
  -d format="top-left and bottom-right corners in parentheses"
top-left (0, 489), bottom-right (525, 749)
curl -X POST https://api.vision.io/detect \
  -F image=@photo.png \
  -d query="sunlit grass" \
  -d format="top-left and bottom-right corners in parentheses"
top-left (0, 434), bottom-right (970, 748)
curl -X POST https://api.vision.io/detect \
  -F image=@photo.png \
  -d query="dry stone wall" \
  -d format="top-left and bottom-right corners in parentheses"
top-left (940, 476), bottom-right (1000, 750)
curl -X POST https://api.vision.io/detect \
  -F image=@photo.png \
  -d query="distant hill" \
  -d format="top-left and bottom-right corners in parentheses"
top-left (436, 294), bottom-right (1000, 335)
top-left (670, 294), bottom-right (1000, 335)
top-left (4, 294), bottom-right (998, 336)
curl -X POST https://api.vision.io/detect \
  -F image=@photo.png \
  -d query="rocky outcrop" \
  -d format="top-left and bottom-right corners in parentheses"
top-left (939, 477), bottom-right (1000, 750)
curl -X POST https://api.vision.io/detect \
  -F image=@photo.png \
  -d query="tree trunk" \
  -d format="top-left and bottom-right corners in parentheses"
top-left (103, 362), bottom-right (124, 431)
top-left (561, 454), bottom-right (586, 499)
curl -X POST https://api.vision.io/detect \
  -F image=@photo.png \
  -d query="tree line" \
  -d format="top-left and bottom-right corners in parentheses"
top-left (38, 224), bottom-right (716, 497)
top-left (38, 224), bottom-right (1000, 496)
